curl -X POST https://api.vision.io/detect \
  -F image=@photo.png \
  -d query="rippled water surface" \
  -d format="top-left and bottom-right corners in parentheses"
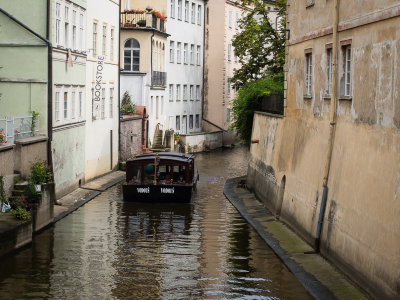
top-left (0, 147), bottom-right (312, 299)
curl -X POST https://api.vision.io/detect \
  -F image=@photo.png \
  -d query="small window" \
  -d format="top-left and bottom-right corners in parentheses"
top-left (169, 84), bottom-right (174, 101)
top-left (326, 48), bottom-right (333, 95)
top-left (229, 10), bottom-right (232, 28)
top-left (124, 39), bottom-right (140, 71)
top-left (184, 1), bottom-right (189, 22)
top-left (195, 114), bottom-right (199, 128)
top-left (343, 46), bottom-right (351, 96)
top-left (191, 3), bottom-right (196, 23)
top-left (177, 42), bottom-right (182, 64)
top-left (170, 41), bottom-right (175, 63)
top-left (176, 84), bottom-right (181, 101)
top-left (189, 115), bottom-right (193, 129)
top-left (305, 52), bottom-right (312, 96)
top-left (176, 115), bottom-right (181, 130)
top-left (228, 44), bottom-right (232, 61)
top-left (178, 0), bottom-right (182, 20)
top-left (197, 5), bottom-right (201, 25)
top-left (170, 0), bottom-right (176, 18)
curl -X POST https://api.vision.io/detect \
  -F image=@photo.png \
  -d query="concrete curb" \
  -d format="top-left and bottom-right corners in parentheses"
top-left (224, 176), bottom-right (336, 300)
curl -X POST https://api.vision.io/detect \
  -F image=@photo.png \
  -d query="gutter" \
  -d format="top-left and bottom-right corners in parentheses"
top-left (118, 1), bottom-right (121, 165)
top-left (0, 7), bottom-right (54, 181)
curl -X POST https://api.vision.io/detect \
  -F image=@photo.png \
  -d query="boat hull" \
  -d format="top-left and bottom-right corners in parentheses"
top-left (122, 183), bottom-right (194, 203)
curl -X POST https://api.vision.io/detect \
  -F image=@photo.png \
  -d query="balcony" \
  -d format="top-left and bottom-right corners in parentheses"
top-left (152, 71), bottom-right (167, 87)
top-left (121, 10), bottom-right (166, 33)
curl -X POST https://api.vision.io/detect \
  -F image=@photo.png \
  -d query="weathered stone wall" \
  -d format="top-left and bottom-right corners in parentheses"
top-left (0, 144), bottom-right (15, 197)
top-left (248, 2), bottom-right (400, 298)
top-left (182, 131), bottom-right (223, 153)
top-left (120, 116), bottom-right (143, 161)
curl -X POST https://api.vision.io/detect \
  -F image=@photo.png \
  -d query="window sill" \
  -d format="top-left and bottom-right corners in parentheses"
top-left (339, 96), bottom-right (352, 101)
top-left (303, 95), bottom-right (312, 100)
top-left (323, 94), bottom-right (332, 100)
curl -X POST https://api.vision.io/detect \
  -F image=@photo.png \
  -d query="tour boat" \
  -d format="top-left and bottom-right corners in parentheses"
top-left (122, 152), bottom-right (199, 203)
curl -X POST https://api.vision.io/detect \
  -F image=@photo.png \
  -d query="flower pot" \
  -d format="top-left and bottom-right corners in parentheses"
top-left (35, 184), bottom-right (41, 192)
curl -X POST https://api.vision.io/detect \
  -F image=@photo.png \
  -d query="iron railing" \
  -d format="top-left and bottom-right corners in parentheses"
top-left (0, 115), bottom-right (40, 145)
top-left (121, 13), bottom-right (166, 32)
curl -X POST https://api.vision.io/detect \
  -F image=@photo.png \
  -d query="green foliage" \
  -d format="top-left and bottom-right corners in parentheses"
top-left (174, 132), bottom-right (180, 139)
top-left (11, 207), bottom-right (31, 220)
top-left (0, 176), bottom-right (7, 204)
top-left (121, 91), bottom-right (136, 114)
top-left (30, 110), bottom-right (39, 136)
top-left (30, 161), bottom-right (51, 184)
top-left (137, 19), bottom-right (146, 27)
top-left (230, 74), bottom-right (284, 145)
top-left (232, 0), bottom-right (286, 89)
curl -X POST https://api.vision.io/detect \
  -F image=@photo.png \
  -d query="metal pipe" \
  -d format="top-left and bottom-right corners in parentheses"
top-left (118, 0), bottom-right (121, 165)
top-left (313, 0), bottom-right (339, 253)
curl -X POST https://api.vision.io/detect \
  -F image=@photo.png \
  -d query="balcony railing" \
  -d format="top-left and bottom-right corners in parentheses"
top-left (152, 71), bottom-right (167, 87)
top-left (121, 12), bottom-right (166, 32)
top-left (0, 115), bottom-right (40, 145)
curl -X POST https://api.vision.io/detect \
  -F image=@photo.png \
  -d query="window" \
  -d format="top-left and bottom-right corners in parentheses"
top-left (196, 45), bottom-right (200, 65)
top-left (176, 116), bottom-right (180, 130)
top-left (183, 43), bottom-right (188, 64)
top-left (195, 114), bottom-right (199, 128)
top-left (64, 92), bottom-right (68, 119)
top-left (101, 88), bottom-right (105, 119)
top-left (190, 44), bottom-right (194, 65)
top-left (234, 53), bottom-right (238, 63)
top-left (190, 85), bottom-right (194, 100)
top-left (93, 22), bottom-right (97, 57)
top-left (183, 85), bottom-right (188, 100)
top-left (196, 85), bottom-right (200, 100)
top-left (197, 5), bottom-right (201, 25)
top-left (71, 91), bottom-right (76, 118)
top-left (170, 41), bottom-right (175, 63)
top-left (170, 0), bottom-right (175, 18)
top-left (156, 96), bottom-right (159, 119)
top-left (191, 3), bottom-right (195, 23)
top-left (109, 88), bottom-right (114, 118)
top-left (227, 108), bottom-right (231, 122)
top-left (79, 13), bottom-right (84, 51)
top-left (326, 48), bottom-right (332, 95)
top-left (189, 115), bottom-right (193, 129)
top-left (305, 52), bottom-right (312, 96)
top-left (178, 0), bottom-right (182, 20)
top-left (228, 44), bottom-right (232, 61)
top-left (227, 78), bottom-right (231, 95)
top-left (176, 84), bottom-right (181, 100)
top-left (55, 92), bottom-right (60, 121)
top-left (177, 42), bottom-right (181, 63)
top-left (110, 28), bottom-right (114, 60)
top-left (343, 45), bottom-right (351, 96)
top-left (72, 10), bottom-right (77, 50)
top-left (184, 1), bottom-right (189, 22)
top-left (169, 84), bottom-right (174, 101)
top-left (56, 3), bottom-right (61, 45)
top-left (229, 10), bottom-right (232, 28)
top-left (79, 92), bottom-right (83, 117)
top-left (65, 7), bottom-right (69, 48)
top-left (235, 12), bottom-right (239, 30)
top-left (102, 25), bottom-right (107, 56)
top-left (124, 39), bottom-right (140, 71)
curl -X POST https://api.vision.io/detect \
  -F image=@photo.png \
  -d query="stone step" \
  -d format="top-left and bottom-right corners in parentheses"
top-left (14, 181), bottom-right (29, 191)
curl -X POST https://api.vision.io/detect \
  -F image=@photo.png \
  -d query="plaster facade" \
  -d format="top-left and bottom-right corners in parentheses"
top-left (85, 0), bottom-right (120, 181)
top-left (247, 1), bottom-right (400, 298)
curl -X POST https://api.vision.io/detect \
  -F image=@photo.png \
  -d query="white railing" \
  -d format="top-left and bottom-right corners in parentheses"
top-left (0, 115), bottom-right (40, 145)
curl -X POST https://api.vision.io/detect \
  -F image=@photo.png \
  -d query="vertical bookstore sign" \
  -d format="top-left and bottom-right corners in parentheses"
top-left (93, 56), bottom-right (105, 118)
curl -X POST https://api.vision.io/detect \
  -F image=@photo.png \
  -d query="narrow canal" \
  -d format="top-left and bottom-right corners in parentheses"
top-left (0, 147), bottom-right (312, 299)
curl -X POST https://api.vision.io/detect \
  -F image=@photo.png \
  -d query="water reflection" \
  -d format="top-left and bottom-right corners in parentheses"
top-left (0, 147), bottom-right (312, 299)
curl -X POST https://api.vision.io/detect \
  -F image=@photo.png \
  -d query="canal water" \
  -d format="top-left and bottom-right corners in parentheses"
top-left (0, 147), bottom-right (312, 299)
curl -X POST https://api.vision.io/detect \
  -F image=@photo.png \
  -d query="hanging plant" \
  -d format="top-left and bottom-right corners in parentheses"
top-left (151, 10), bottom-right (166, 20)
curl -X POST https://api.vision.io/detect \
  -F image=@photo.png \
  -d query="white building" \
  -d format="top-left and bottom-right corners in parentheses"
top-left (166, 0), bottom-right (205, 135)
top-left (85, 0), bottom-right (120, 180)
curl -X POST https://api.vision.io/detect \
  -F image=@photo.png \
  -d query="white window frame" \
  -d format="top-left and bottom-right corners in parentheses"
top-left (196, 45), bottom-right (200, 65)
top-left (189, 115), bottom-right (193, 129)
top-left (110, 28), bottom-right (115, 61)
top-left (79, 91), bottom-right (83, 118)
top-left (196, 85), bottom-right (200, 101)
top-left (176, 115), bottom-right (180, 130)
top-left (178, 0), bottom-right (182, 20)
top-left (191, 3), bottom-right (196, 23)
top-left (176, 84), bottom-right (181, 101)
top-left (190, 85), bottom-right (194, 100)
top-left (56, 3), bottom-right (61, 46)
top-left (228, 44), bottom-right (232, 61)
top-left (102, 24), bottom-right (107, 56)
top-left (190, 44), bottom-right (194, 65)
top-left (101, 88), bottom-right (105, 119)
top-left (64, 6), bottom-right (69, 48)
top-left (235, 12), bottom-right (239, 30)
top-left (55, 92), bottom-right (60, 121)
top-left (229, 10), bottom-right (232, 28)
top-left (305, 52), bottom-right (313, 96)
top-left (326, 47), bottom-right (332, 95)
top-left (183, 85), bottom-right (188, 100)
top-left (183, 43), bottom-right (188, 64)
top-left (170, 0), bottom-right (176, 18)
top-left (177, 42), bottom-right (182, 63)
top-left (109, 88), bottom-right (114, 118)
top-left (170, 41), bottom-right (175, 63)
top-left (79, 13), bottom-right (84, 52)
top-left (184, 1), bottom-right (189, 22)
top-left (64, 91), bottom-right (68, 119)
top-left (195, 114), bottom-right (199, 128)
top-left (72, 10), bottom-right (77, 50)
top-left (169, 84), bottom-right (174, 101)
top-left (93, 22), bottom-right (97, 57)
top-left (344, 45), bottom-right (351, 97)
top-left (197, 5), bottom-right (201, 25)
top-left (71, 90), bottom-right (76, 119)
top-left (227, 78), bottom-right (231, 95)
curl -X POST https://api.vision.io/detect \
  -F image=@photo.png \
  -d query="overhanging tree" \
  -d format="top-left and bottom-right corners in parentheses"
top-left (231, 0), bottom-right (286, 90)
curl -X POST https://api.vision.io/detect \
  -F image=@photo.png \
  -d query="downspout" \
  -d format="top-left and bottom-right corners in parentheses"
top-left (201, 0), bottom-right (207, 123)
top-left (150, 30), bottom-right (155, 87)
top-left (118, 1), bottom-right (121, 165)
top-left (311, 0), bottom-right (339, 253)
top-left (46, 0), bottom-right (54, 183)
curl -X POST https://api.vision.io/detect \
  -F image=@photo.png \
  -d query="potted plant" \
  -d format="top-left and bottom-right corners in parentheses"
top-left (30, 161), bottom-right (51, 191)
top-left (0, 129), bottom-right (7, 145)
top-left (174, 132), bottom-right (180, 142)
top-left (121, 91), bottom-right (136, 115)
top-left (137, 19), bottom-right (146, 27)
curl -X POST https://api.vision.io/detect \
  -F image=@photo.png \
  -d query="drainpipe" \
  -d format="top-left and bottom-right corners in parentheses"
top-left (310, 0), bottom-right (339, 253)
top-left (201, 0), bottom-right (207, 123)
top-left (118, 0), bottom-right (121, 166)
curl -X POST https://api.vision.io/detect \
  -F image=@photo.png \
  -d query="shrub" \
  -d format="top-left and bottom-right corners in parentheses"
top-left (12, 207), bottom-right (31, 220)
top-left (121, 91), bottom-right (136, 114)
top-left (30, 161), bottom-right (51, 184)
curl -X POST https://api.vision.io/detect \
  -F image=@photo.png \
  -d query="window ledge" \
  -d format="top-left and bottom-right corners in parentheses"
top-left (304, 95), bottom-right (312, 100)
top-left (323, 95), bottom-right (332, 100)
top-left (339, 96), bottom-right (352, 101)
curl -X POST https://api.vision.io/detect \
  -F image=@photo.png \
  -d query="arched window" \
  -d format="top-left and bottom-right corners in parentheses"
top-left (124, 39), bottom-right (140, 71)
